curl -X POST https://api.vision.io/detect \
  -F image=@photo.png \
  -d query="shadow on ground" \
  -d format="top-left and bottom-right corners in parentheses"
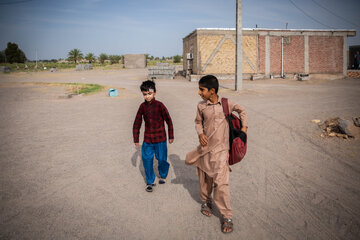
top-left (131, 146), bottom-right (146, 183)
top-left (169, 154), bottom-right (223, 218)
top-left (168, 154), bottom-right (201, 204)
top-left (131, 145), bottom-right (161, 184)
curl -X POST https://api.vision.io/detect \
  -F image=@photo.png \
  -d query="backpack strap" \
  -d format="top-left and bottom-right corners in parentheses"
top-left (221, 97), bottom-right (230, 117)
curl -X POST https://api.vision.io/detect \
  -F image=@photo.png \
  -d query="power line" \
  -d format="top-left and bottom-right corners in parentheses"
top-left (0, 0), bottom-right (34, 5)
top-left (311, 0), bottom-right (359, 28)
top-left (287, 0), bottom-right (333, 28)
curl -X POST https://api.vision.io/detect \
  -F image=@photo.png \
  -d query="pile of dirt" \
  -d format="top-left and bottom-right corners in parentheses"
top-left (318, 117), bottom-right (360, 139)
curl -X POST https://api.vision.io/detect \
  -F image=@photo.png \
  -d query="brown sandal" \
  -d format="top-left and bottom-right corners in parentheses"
top-left (221, 218), bottom-right (233, 233)
top-left (200, 202), bottom-right (212, 217)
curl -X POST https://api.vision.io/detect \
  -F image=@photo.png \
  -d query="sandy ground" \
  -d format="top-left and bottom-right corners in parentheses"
top-left (0, 69), bottom-right (359, 240)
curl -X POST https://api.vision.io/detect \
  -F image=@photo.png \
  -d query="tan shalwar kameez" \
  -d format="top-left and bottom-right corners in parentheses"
top-left (185, 97), bottom-right (248, 219)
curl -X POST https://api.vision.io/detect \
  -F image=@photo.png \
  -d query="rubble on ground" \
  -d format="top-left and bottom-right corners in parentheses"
top-left (353, 117), bottom-right (360, 127)
top-left (317, 117), bottom-right (360, 139)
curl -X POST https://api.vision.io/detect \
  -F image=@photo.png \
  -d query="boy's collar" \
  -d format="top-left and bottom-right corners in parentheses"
top-left (206, 95), bottom-right (221, 105)
top-left (144, 97), bottom-right (156, 104)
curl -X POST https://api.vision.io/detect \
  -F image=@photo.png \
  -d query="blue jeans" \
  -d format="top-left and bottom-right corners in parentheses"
top-left (142, 141), bottom-right (169, 185)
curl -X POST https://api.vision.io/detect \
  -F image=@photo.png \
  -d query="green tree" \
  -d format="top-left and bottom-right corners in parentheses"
top-left (67, 48), bottom-right (83, 63)
top-left (85, 53), bottom-right (96, 63)
top-left (0, 51), bottom-right (5, 63)
top-left (99, 53), bottom-right (108, 64)
top-left (108, 55), bottom-right (122, 64)
top-left (173, 55), bottom-right (182, 63)
top-left (5, 42), bottom-right (27, 63)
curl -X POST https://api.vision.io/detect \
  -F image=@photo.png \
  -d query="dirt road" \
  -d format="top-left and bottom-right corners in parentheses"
top-left (0, 69), bottom-right (359, 239)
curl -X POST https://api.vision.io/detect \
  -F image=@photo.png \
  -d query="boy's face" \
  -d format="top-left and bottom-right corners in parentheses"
top-left (198, 85), bottom-right (214, 101)
top-left (142, 89), bottom-right (156, 102)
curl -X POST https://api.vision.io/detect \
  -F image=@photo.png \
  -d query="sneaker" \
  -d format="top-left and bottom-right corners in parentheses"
top-left (145, 183), bottom-right (156, 192)
top-left (159, 178), bottom-right (166, 184)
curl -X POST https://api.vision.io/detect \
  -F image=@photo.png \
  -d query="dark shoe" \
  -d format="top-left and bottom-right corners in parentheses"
top-left (221, 218), bottom-right (233, 233)
top-left (145, 183), bottom-right (155, 192)
top-left (159, 178), bottom-right (166, 184)
top-left (200, 202), bottom-right (213, 217)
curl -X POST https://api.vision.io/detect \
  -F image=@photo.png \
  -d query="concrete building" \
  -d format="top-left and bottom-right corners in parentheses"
top-left (124, 54), bottom-right (146, 69)
top-left (183, 28), bottom-right (356, 79)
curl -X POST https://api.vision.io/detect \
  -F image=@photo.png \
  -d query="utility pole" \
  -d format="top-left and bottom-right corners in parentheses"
top-left (235, 0), bottom-right (243, 91)
top-left (35, 49), bottom-right (38, 69)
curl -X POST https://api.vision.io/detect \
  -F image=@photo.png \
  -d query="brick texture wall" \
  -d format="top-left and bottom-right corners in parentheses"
top-left (259, 36), bottom-right (265, 73)
top-left (284, 36), bottom-right (304, 73)
top-left (347, 70), bottom-right (360, 78)
top-left (270, 36), bottom-right (281, 74)
top-left (309, 36), bottom-right (343, 73)
top-left (184, 30), bottom-right (346, 76)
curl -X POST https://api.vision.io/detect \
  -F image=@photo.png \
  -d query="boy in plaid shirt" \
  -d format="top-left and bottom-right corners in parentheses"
top-left (133, 80), bottom-right (174, 192)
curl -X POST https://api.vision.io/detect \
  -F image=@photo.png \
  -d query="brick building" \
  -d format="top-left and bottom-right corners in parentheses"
top-left (183, 28), bottom-right (356, 79)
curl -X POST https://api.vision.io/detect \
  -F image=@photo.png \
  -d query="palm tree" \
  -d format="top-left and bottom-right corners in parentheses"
top-left (85, 53), bottom-right (96, 63)
top-left (67, 49), bottom-right (83, 63)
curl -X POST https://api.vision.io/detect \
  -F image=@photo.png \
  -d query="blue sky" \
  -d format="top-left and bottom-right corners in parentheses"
top-left (0, 0), bottom-right (359, 60)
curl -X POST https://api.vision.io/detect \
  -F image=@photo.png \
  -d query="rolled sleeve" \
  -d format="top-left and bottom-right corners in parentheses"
top-left (229, 100), bottom-right (248, 128)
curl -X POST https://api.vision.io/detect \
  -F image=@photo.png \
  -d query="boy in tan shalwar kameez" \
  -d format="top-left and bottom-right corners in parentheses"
top-left (185, 75), bottom-right (248, 234)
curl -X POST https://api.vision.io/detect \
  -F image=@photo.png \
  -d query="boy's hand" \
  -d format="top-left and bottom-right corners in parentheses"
top-left (135, 143), bottom-right (139, 147)
top-left (241, 127), bottom-right (247, 134)
top-left (199, 133), bottom-right (208, 146)
top-left (169, 139), bottom-right (174, 144)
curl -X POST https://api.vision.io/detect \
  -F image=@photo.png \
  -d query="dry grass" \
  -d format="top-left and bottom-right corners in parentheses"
top-left (0, 82), bottom-right (105, 95)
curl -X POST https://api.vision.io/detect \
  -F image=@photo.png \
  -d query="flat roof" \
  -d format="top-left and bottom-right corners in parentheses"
top-left (196, 27), bottom-right (356, 31)
top-left (184, 28), bottom-right (356, 39)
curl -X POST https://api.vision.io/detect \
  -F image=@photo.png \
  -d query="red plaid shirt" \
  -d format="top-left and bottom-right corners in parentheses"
top-left (133, 98), bottom-right (174, 143)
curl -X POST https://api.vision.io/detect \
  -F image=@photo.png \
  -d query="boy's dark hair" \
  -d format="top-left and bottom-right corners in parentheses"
top-left (140, 80), bottom-right (156, 92)
top-left (199, 75), bottom-right (219, 94)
